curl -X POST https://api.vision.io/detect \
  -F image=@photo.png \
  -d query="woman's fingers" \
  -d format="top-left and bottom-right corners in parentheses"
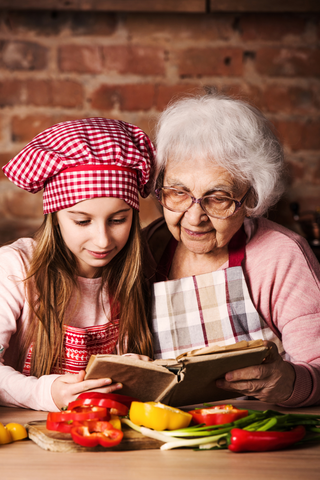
top-left (216, 341), bottom-right (296, 403)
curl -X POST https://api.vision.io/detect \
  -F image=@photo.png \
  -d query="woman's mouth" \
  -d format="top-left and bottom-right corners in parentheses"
top-left (87, 249), bottom-right (113, 259)
top-left (182, 227), bottom-right (214, 238)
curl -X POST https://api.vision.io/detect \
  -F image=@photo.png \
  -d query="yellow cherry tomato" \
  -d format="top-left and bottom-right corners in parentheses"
top-left (129, 402), bottom-right (192, 431)
top-left (0, 422), bottom-right (13, 445)
top-left (5, 423), bottom-right (28, 442)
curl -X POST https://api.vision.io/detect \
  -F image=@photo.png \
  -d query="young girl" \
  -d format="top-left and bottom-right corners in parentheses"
top-left (0, 117), bottom-right (155, 411)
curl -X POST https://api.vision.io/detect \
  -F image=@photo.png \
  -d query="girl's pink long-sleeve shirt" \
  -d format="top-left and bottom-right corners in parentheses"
top-left (143, 216), bottom-right (320, 407)
top-left (0, 238), bottom-right (110, 411)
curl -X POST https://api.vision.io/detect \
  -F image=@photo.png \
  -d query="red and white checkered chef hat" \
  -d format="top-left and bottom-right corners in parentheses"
top-left (2, 118), bottom-right (156, 214)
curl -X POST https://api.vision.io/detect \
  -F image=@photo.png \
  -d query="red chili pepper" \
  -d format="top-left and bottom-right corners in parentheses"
top-left (49, 405), bottom-right (107, 423)
top-left (228, 425), bottom-right (306, 453)
top-left (71, 420), bottom-right (123, 448)
top-left (76, 392), bottom-right (137, 409)
top-left (69, 397), bottom-right (129, 417)
top-left (188, 404), bottom-right (248, 426)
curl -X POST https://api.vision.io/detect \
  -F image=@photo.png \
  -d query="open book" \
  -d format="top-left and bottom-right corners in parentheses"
top-left (85, 340), bottom-right (269, 407)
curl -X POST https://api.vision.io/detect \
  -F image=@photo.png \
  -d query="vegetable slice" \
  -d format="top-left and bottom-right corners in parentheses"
top-left (188, 404), bottom-right (248, 426)
top-left (129, 401), bottom-right (192, 431)
top-left (71, 420), bottom-right (123, 448)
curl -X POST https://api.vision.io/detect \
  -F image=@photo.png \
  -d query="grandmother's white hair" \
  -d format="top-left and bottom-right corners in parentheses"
top-left (155, 90), bottom-right (285, 217)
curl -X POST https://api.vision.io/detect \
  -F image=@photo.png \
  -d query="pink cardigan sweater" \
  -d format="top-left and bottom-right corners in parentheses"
top-left (143, 216), bottom-right (320, 407)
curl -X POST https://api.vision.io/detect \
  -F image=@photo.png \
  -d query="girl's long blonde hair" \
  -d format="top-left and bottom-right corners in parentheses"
top-left (23, 209), bottom-right (153, 377)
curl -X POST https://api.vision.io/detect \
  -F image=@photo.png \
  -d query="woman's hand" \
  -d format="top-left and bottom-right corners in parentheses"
top-left (51, 370), bottom-right (123, 410)
top-left (215, 341), bottom-right (296, 404)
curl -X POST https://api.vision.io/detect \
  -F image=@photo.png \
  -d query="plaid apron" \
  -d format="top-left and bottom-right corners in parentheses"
top-left (151, 228), bottom-right (284, 359)
top-left (23, 321), bottom-right (119, 376)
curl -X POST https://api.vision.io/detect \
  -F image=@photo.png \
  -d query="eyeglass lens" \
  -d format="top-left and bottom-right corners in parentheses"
top-left (160, 189), bottom-right (236, 218)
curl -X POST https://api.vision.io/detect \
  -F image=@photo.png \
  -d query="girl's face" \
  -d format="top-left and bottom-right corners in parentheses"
top-left (56, 197), bottom-right (133, 278)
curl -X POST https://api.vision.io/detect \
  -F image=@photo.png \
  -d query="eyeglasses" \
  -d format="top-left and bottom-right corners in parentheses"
top-left (155, 187), bottom-right (251, 220)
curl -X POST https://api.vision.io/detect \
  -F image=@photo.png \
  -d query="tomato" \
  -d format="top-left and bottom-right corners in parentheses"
top-left (71, 420), bottom-right (123, 448)
top-left (4, 423), bottom-right (28, 441)
top-left (0, 422), bottom-right (12, 445)
top-left (49, 405), bottom-right (107, 423)
top-left (69, 398), bottom-right (128, 417)
top-left (188, 404), bottom-right (248, 426)
top-left (76, 392), bottom-right (136, 409)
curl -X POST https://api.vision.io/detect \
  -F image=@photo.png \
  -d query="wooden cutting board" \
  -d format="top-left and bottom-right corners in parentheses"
top-left (26, 421), bottom-right (163, 452)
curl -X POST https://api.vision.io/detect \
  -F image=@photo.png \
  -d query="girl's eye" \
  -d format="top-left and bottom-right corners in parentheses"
top-left (110, 218), bottom-right (126, 225)
top-left (74, 220), bottom-right (91, 226)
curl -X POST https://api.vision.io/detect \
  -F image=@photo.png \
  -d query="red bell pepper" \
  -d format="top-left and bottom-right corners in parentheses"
top-left (228, 425), bottom-right (306, 452)
top-left (49, 405), bottom-right (107, 423)
top-left (188, 404), bottom-right (248, 426)
top-left (46, 414), bottom-right (83, 434)
top-left (71, 420), bottom-right (123, 448)
top-left (76, 392), bottom-right (137, 409)
top-left (69, 396), bottom-right (128, 417)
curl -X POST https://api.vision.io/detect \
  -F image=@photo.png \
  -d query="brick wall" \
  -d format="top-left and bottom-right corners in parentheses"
top-left (0, 9), bottom-right (319, 244)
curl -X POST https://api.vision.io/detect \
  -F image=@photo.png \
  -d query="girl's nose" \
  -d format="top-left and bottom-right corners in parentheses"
top-left (93, 225), bottom-right (110, 249)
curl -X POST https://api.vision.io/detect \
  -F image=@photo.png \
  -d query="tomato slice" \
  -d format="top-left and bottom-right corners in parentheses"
top-left (49, 405), bottom-right (107, 423)
top-left (188, 404), bottom-right (248, 426)
top-left (71, 420), bottom-right (123, 448)
top-left (69, 397), bottom-right (128, 417)
top-left (76, 392), bottom-right (137, 409)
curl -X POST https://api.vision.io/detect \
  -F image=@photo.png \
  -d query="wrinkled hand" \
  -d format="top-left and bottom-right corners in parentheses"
top-left (51, 370), bottom-right (123, 410)
top-left (216, 341), bottom-right (296, 404)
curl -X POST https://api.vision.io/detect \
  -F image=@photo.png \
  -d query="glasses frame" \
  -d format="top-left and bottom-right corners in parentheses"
top-left (155, 187), bottom-right (251, 220)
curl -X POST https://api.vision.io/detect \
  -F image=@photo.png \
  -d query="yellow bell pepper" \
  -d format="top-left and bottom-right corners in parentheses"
top-left (129, 402), bottom-right (192, 431)
top-left (109, 415), bottom-right (122, 431)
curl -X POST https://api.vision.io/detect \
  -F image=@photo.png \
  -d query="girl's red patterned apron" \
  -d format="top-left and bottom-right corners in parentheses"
top-left (23, 321), bottom-right (119, 375)
top-left (151, 227), bottom-right (285, 360)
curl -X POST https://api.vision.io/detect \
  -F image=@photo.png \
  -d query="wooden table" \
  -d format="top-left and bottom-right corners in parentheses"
top-left (1, 400), bottom-right (320, 480)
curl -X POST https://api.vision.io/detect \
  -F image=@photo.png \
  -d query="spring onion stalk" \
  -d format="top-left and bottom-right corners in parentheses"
top-left (160, 433), bottom-right (228, 451)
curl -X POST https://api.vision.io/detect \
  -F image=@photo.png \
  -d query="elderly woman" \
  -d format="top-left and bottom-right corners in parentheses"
top-left (143, 90), bottom-right (320, 407)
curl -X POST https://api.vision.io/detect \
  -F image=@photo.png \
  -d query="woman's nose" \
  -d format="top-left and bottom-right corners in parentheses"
top-left (185, 202), bottom-right (208, 225)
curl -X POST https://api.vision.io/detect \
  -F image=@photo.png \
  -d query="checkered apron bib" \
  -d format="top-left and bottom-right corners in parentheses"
top-left (23, 321), bottom-right (119, 375)
top-left (151, 228), bottom-right (284, 359)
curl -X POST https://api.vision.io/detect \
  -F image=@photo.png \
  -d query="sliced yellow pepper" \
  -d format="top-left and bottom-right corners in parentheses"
top-left (0, 423), bottom-right (13, 445)
top-left (129, 402), bottom-right (192, 431)
top-left (109, 415), bottom-right (122, 431)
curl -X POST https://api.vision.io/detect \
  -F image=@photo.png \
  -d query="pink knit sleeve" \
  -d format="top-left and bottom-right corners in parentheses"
top-left (244, 218), bottom-right (320, 407)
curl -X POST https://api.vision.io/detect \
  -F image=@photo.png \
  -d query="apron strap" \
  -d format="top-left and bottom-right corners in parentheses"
top-left (228, 226), bottom-right (247, 267)
top-left (155, 225), bottom-right (247, 281)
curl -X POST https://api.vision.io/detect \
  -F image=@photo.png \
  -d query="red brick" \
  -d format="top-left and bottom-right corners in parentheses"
top-left (11, 114), bottom-right (83, 144)
top-left (155, 84), bottom-right (201, 111)
top-left (0, 80), bottom-right (25, 107)
top-left (177, 48), bottom-right (243, 77)
top-left (26, 80), bottom-right (84, 108)
top-left (91, 84), bottom-right (155, 111)
top-left (274, 119), bottom-right (320, 151)
top-left (1, 41), bottom-right (47, 71)
top-left (255, 48), bottom-right (320, 77)
top-left (103, 46), bottom-right (165, 76)
top-left (239, 14), bottom-right (306, 41)
top-left (124, 13), bottom-right (234, 41)
top-left (1, 11), bottom-right (117, 37)
top-left (260, 85), bottom-right (320, 115)
top-left (58, 45), bottom-right (103, 73)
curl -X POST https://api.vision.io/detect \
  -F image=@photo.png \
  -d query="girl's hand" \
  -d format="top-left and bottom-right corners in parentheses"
top-left (51, 370), bottom-right (123, 410)
top-left (215, 341), bottom-right (296, 404)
